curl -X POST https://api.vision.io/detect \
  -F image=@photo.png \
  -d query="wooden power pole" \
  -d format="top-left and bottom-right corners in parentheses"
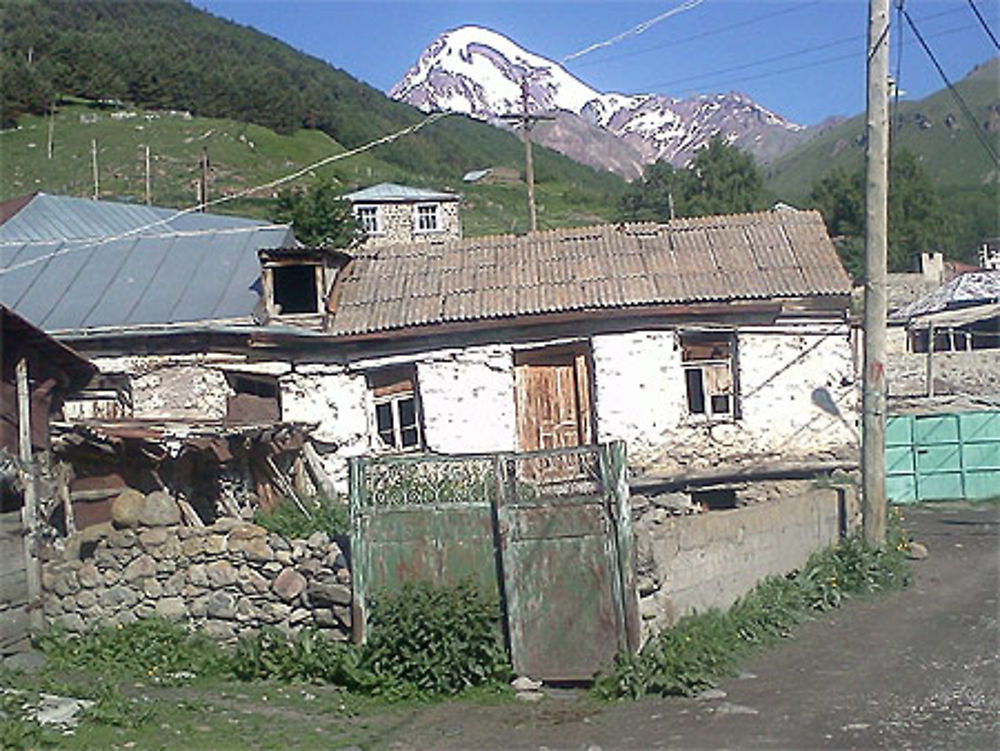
top-left (502, 77), bottom-right (553, 233)
top-left (144, 145), bottom-right (152, 206)
top-left (862, 0), bottom-right (890, 547)
top-left (91, 138), bottom-right (100, 200)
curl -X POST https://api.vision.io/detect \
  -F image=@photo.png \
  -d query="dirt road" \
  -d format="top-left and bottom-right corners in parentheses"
top-left (373, 502), bottom-right (999, 750)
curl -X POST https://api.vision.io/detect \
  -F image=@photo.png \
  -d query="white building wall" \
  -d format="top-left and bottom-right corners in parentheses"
top-left (591, 325), bottom-right (857, 474)
top-left (416, 345), bottom-right (516, 455)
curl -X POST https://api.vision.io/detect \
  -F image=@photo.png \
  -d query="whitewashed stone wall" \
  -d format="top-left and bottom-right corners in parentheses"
top-left (417, 346), bottom-right (516, 455)
top-left (63, 353), bottom-right (291, 421)
top-left (593, 325), bottom-right (857, 474)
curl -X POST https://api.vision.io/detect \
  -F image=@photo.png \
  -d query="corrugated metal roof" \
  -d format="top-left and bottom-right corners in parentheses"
top-left (0, 194), bottom-right (295, 333)
top-left (330, 210), bottom-right (851, 337)
top-left (342, 182), bottom-right (459, 203)
top-left (891, 270), bottom-right (1000, 321)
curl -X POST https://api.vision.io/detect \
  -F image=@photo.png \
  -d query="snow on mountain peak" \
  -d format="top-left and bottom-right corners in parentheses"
top-left (390, 25), bottom-right (807, 172)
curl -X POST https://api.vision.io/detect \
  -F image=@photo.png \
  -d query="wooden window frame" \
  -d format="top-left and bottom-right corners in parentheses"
top-left (413, 203), bottom-right (442, 234)
top-left (354, 205), bottom-right (382, 236)
top-left (368, 367), bottom-right (423, 452)
top-left (266, 263), bottom-right (324, 316)
top-left (679, 331), bottom-right (740, 421)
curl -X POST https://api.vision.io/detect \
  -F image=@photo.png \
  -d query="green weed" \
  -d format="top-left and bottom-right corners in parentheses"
top-left (253, 495), bottom-right (349, 540)
top-left (594, 521), bottom-right (911, 700)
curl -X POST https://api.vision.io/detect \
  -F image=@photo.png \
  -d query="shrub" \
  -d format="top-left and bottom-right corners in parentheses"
top-left (360, 580), bottom-right (511, 697)
top-left (231, 627), bottom-right (368, 688)
top-left (253, 495), bottom-right (350, 540)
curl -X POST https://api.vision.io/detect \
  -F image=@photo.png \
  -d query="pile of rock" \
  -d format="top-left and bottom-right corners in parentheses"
top-left (42, 489), bottom-right (352, 642)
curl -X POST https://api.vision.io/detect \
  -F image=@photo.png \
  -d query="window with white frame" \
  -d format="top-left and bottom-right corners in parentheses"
top-left (680, 331), bottom-right (738, 419)
top-left (414, 203), bottom-right (440, 233)
top-left (369, 367), bottom-right (423, 450)
top-left (355, 205), bottom-right (380, 235)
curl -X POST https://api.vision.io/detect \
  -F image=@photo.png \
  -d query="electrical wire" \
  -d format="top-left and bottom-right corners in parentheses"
top-left (566, 0), bottom-right (815, 69)
top-left (902, 8), bottom-right (1000, 166)
top-left (0, 112), bottom-right (450, 277)
top-left (966, 0), bottom-right (1000, 51)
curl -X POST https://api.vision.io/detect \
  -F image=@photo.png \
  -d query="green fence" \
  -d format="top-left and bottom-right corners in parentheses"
top-left (886, 410), bottom-right (1000, 503)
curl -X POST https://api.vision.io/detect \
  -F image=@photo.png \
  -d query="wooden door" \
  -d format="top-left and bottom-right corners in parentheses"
top-left (514, 346), bottom-right (593, 452)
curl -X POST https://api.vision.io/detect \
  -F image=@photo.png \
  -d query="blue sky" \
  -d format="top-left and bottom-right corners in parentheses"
top-left (197, 1), bottom-right (997, 126)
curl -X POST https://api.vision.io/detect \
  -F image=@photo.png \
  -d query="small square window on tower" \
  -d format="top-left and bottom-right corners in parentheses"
top-left (414, 203), bottom-right (440, 233)
top-left (355, 205), bottom-right (381, 235)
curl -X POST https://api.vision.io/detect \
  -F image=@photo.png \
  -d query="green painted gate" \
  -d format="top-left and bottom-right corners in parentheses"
top-left (349, 442), bottom-right (639, 681)
top-left (886, 410), bottom-right (1000, 503)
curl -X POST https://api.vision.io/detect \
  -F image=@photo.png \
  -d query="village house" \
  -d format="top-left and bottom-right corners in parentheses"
top-left (3, 196), bottom-right (857, 498)
top-left (343, 182), bottom-right (462, 247)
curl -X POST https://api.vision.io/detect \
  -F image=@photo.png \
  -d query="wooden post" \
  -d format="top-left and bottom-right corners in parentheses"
top-left (16, 359), bottom-right (43, 631)
top-left (47, 105), bottom-right (55, 160)
top-left (91, 138), bottom-right (100, 199)
top-left (199, 147), bottom-right (209, 212)
top-left (862, 0), bottom-right (890, 547)
top-left (926, 324), bottom-right (935, 397)
top-left (144, 144), bottom-right (152, 205)
top-left (522, 79), bottom-right (537, 233)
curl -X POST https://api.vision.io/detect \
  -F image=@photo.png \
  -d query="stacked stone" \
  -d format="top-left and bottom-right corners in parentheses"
top-left (42, 489), bottom-right (352, 642)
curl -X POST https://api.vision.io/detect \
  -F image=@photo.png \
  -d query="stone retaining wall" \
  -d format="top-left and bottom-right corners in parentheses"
top-left (633, 486), bottom-right (857, 644)
top-left (41, 514), bottom-right (352, 642)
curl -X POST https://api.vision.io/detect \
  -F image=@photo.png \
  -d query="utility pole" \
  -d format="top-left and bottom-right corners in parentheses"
top-left (144, 145), bottom-right (152, 206)
top-left (47, 104), bottom-right (55, 160)
top-left (862, 0), bottom-right (890, 547)
top-left (91, 138), bottom-right (100, 200)
top-left (501, 76), bottom-right (553, 232)
top-left (198, 147), bottom-right (210, 212)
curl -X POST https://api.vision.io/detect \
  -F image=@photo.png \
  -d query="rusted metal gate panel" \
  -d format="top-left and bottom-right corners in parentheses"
top-left (0, 510), bottom-right (31, 655)
top-left (349, 442), bottom-right (639, 680)
top-left (350, 454), bottom-right (501, 641)
top-left (497, 442), bottom-right (638, 681)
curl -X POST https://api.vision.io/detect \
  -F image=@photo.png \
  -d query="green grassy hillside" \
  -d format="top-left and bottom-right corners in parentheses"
top-left (765, 57), bottom-right (1000, 202)
top-left (0, 0), bottom-right (625, 231)
top-left (0, 102), bottom-right (619, 233)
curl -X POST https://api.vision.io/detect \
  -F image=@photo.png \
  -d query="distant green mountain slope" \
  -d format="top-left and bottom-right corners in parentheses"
top-left (1, 0), bottom-right (624, 221)
top-left (765, 58), bottom-right (1000, 202)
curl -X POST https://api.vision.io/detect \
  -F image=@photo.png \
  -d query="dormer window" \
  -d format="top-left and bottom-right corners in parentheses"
top-left (415, 203), bottom-right (441, 233)
top-left (271, 264), bottom-right (321, 314)
top-left (355, 205), bottom-right (381, 235)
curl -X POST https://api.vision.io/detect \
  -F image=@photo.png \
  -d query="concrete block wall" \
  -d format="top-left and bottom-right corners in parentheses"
top-left (633, 486), bottom-right (856, 644)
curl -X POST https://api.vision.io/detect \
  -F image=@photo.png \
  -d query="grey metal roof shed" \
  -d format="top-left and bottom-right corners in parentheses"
top-left (0, 194), bottom-right (295, 334)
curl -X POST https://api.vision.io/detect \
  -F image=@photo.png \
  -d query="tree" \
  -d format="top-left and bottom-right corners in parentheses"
top-left (619, 137), bottom-right (766, 222)
top-left (273, 179), bottom-right (362, 248)
top-left (808, 150), bottom-right (953, 278)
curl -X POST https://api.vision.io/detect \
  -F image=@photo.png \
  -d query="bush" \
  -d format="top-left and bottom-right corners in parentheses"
top-left (361, 580), bottom-right (511, 697)
top-left (253, 495), bottom-right (349, 540)
top-left (231, 581), bottom-right (511, 699)
top-left (594, 528), bottom-right (911, 700)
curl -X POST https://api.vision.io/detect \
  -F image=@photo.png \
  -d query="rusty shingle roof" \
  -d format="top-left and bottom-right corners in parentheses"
top-left (330, 210), bottom-right (850, 336)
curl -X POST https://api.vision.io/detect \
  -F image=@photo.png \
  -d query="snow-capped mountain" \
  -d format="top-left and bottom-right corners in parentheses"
top-left (390, 25), bottom-right (812, 176)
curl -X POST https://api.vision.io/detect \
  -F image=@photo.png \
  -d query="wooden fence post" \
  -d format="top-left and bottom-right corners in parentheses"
top-left (16, 358), bottom-right (43, 631)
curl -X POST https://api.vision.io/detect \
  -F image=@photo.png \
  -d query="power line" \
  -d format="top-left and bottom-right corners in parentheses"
top-left (0, 112), bottom-right (450, 277)
top-left (569, 1), bottom-right (820, 70)
top-left (636, 22), bottom-right (975, 97)
top-left (966, 0), bottom-right (1000, 51)
top-left (902, 8), bottom-right (1000, 166)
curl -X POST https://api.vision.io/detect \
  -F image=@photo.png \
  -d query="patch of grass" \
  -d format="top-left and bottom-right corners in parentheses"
top-left (37, 618), bottom-right (231, 685)
top-left (594, 514), bottom-right (912, 700)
